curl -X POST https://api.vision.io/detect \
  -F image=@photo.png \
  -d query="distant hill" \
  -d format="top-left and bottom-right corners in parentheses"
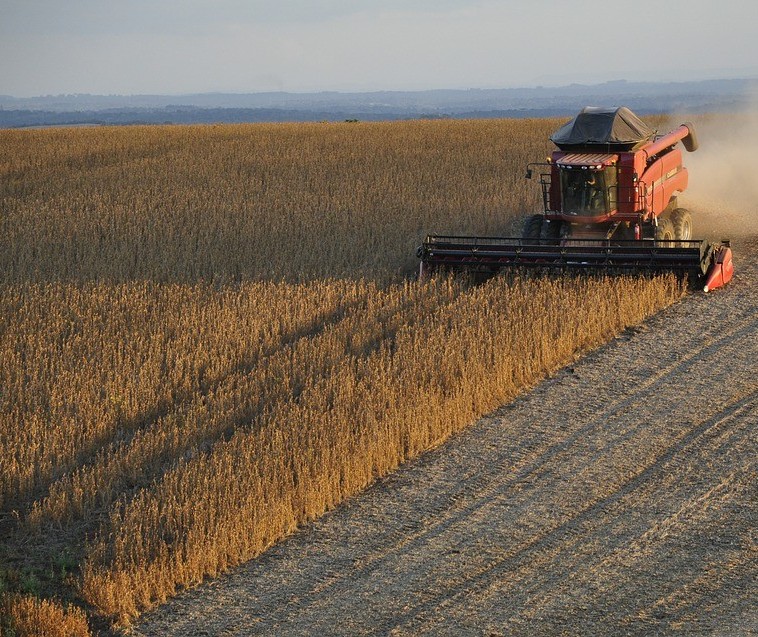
top-left (1, 78), bottom-right (755, 128)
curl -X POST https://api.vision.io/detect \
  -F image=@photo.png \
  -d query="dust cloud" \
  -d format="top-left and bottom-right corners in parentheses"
top-left (674, 102), bottom-right (758, 239)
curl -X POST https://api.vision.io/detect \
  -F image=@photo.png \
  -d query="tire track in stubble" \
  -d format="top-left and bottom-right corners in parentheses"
top-left (386, 388), bottom-right (758, 635)
top-left (452, 396), bottom-right (757, 633)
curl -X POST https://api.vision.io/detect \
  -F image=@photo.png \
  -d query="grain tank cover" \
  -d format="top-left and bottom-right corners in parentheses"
top-left (550, 106), bottom-right (655, 151)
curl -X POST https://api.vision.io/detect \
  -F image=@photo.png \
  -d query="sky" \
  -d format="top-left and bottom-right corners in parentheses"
top-left (1, 0), bottom-right (757, 97)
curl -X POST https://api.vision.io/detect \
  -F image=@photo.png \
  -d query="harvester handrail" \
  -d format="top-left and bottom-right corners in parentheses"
top-left (536, 172), bottom-right (648, 216)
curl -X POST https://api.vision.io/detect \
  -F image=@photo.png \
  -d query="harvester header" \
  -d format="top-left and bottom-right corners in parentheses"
top-left (418, 106), bottom-right (733, 292)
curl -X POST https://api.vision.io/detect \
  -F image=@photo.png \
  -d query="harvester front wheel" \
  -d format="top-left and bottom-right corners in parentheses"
top-left (522, 214), bottom-right (543, 240)
top-left (540, 219), bottom-right (564, 245)
top-left (671, 208), bottom-right (693, 240)
top-left (655, 217), bottom-right (676, 245)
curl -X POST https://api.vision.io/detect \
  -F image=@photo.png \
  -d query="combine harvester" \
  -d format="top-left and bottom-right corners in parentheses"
top-left (418, 107), bottom-right (734, 292)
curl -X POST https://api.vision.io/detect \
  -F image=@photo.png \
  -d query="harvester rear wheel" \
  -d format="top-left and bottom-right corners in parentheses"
top-left (540, 219), bottom-right (564, 245)
top-left (655, 217), bottom-right (676, 245)
top-left (671, 208), bottom-right (693, 240)
top-left (522, 214), bottom-right (543, 240)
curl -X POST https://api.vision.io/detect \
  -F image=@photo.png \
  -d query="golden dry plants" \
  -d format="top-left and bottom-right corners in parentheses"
top-left (1, 593), bottom-right (90, 637)
top-left (0, 119), bottom-right (551, 283)
top-left (0, 118), bottom-right (684, 630)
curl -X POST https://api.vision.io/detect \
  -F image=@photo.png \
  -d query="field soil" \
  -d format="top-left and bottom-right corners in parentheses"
top-left (133, 237), bottom-right (757, 637)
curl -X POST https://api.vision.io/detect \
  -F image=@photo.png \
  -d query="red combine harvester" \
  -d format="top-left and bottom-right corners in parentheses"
top-left (418, 107), bottom-right (734, 292)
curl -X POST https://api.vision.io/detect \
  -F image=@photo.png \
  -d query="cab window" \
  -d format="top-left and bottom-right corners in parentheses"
top-left (560, 167), bottom-right (616, 215)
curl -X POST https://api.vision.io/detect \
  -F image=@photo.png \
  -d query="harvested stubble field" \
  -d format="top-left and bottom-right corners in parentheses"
top-left (0, 117), bottom-right (731, 635)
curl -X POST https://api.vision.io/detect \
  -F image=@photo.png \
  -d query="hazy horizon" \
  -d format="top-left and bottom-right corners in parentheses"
top-left (2, 77), bottom-right (754, 101)
top-left (2, 0), bottom-right (757, 98)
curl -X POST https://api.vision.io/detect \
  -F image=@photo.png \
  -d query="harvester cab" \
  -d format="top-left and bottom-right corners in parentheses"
top-left (564, 168), bottom-right (607, 215)
top-left (418, 106), bottom-right (734, 292)
top-left (555, 163), bottom-right (612, 216)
